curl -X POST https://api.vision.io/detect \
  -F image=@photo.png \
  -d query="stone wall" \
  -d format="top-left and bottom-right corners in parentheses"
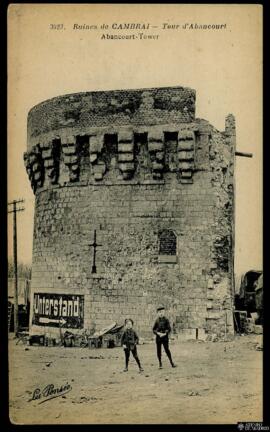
top-left (25, 87), bottom-right (235, 338)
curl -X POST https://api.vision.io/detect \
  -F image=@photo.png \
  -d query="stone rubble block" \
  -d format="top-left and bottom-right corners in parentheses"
top-left (207, 279), bottom-right (214, 288)
top-left (71, 164), bottom-right (79, 172)
top-left (90, 153), bottom-right (98, 163)
top-left (40, 141), bottom-right (51, 150)
top-left (118, 130), bottom-right (133, 143)
top-left (90, 135), bottom-right (104, 153)
top-left (41, 149), bottom-right (53, 159)
top-left (152, 172), bottom-right (163, 180)
top-left (93, 162), bottom-right (106, 174)
top-left (155, 151), bottom-right (164, 161)
top-left (122, 172), bottom-right (132, 180)
top-left (207, 311), bottom-right (222, 320)
top-left (148, 130), bottom-right (163, 142)
top-left (29, 154), bottom-right (37, 164)
top-left (178, 140), bottom-right (189, 150)
top-left (32, 162), bottom-right (40, 172)
top-left (44, 159), bottom-right (54, 168)
top-left (34, 171), bottom-right (42, 180)
top-left (148, 142), bottom-right (164, 153)
top-left (62, 135), bottom-right (76, 146)
top-left (64, 155), bottom-right (78, 165)
top-left (62, 146), bottom-right (76, 155)
top-left (118, 162), bottom-right (135, 172)
top-left (70, 171), bottom-right (79, 182)
top-left (179, 130), bottom-right (194, 140)
top-left (178, 151), bottom-right (194, 161)
top-left (152, 162), bottom-right (164, 171)
top-left (180, 177), bottom-right (193, 183)
top-left (118, 153), bottom-right (134, 162)
top-left (118, 143), bottom-right (134, 153)
top-left (179, 161), bottom-right (194, 171)
top-left (47, 167), bottom-right (55, 178)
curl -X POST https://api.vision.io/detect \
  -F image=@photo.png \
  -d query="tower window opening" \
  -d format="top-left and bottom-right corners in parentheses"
top-left (159, 230), bottom-right (177, 256)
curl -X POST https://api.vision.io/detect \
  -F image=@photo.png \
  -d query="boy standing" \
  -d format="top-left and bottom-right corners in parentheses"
top-left (121, 318), bottom-right (144, 372)
top-left (153, 305), bottom-right (176, 369)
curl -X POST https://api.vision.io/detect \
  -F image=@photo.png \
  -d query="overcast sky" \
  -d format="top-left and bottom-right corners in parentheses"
top-left (8, 4), bottom-right (262, 277)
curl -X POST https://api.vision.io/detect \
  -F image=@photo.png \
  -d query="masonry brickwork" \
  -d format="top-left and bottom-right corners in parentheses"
top-left (24, 87), bottom-right (236, 338)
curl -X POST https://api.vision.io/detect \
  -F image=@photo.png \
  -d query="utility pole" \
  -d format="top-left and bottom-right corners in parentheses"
top-left (232, 149), bottom-right (253, 301)
top-left (8, 199), bottom-right (25, 336)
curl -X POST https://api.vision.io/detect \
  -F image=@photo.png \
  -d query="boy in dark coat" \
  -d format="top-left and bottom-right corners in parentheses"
top-left (121, 318), bottom-right (144, 372)
top-left (153, 305), bottom-right (176, 369)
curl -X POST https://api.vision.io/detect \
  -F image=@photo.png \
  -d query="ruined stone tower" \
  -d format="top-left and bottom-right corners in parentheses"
top-left (24, 86), bottom-right (236, 338)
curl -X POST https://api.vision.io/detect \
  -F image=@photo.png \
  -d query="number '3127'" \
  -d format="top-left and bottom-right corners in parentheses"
top-left (49, 24), bottom-right (64, 30)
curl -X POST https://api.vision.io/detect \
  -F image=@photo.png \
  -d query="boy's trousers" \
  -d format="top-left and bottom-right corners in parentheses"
top-left (156, 336), bottom-right (174, 365)
top-left (124, 346), bottom-right (141, 368)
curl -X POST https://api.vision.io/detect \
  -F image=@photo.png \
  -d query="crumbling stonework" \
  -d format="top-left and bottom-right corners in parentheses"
top-left (25, 86), bottom-right (235, 338)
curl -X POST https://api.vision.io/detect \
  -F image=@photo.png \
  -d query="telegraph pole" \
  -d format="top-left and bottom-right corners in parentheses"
top-left (8, 199), bottom-right (25, 336)
top-left (232, 149), bottom-right (253, 301)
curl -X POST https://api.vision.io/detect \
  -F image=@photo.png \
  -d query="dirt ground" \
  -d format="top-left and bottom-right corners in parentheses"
top-left (9, 333), bottom-right (263, 425)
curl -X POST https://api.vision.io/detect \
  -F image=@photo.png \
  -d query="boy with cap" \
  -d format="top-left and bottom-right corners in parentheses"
top-left (153, 305), bottom-right (176, 369)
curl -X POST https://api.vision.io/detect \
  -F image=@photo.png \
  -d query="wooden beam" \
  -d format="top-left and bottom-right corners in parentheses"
top-left (235, 151), bottom-right (253, 158)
